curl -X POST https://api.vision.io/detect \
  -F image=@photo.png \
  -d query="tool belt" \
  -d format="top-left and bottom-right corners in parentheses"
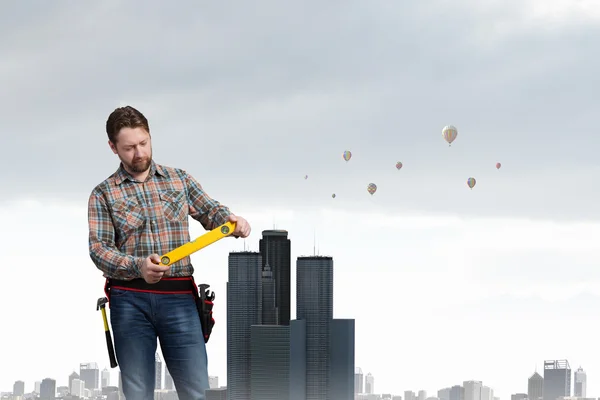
top-left (104, 276), bottom-right (215, 343)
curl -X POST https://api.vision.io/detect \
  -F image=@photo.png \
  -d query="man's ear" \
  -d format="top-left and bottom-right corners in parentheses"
top-left (108, 140), bottom-right (118, 154)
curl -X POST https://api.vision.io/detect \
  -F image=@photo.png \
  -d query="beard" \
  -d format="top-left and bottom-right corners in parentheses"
top-left (123, 154), bottom-right (152, 173)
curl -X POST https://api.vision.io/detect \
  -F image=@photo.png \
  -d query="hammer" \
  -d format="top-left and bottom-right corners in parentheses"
top-left (97, 297), bottom-right (118, 368)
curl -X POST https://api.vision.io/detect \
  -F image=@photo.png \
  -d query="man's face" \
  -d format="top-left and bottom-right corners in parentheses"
top-left (109, 127), bottom-right (152, 173)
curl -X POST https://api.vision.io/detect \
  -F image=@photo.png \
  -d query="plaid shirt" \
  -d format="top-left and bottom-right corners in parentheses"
top-left (88, 160), bottom-right (232, 280)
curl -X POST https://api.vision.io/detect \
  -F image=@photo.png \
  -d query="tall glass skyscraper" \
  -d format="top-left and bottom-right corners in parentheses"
top-left (227, 251), bottom-right (262, 400)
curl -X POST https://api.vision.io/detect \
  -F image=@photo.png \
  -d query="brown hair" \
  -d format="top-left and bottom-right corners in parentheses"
top-left (106, 106), bottom-right (150, 143)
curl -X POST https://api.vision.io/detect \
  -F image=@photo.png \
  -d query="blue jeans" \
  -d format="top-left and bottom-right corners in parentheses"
top-left (109, 288), bottom-right (209, 400)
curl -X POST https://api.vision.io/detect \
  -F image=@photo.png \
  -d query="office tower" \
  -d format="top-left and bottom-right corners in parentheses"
top-left (481, 386), bottom-right (494, 400)
top-left (529, 371), bottom-right (543, 400)
top-left (512, 394), bottom-right (528, 400)
top-left (71, 379), bottom-right (85, 398)
top-left (261, 241), bottom-right (277, 325)
top-left (68, 372), bottom-right (79, 393)
top-left (119, 372), bottom-right (123, 398)
top-left (297, 255), bottom-right (333, 399)
top-left (80, 362), bottom-right (100, 389)
top-left (13, 380), bottom-right (25, 396)
top-left (330, 319), bottom-right (355, 399)
top-left (259, 230), bottom-right (291, 325)
top-left (365, 373), bottom-right (375, 394)
top-left (464, 381), bottom-right (483, 400)
top-left (35, 381), bottom-right (41, 393)
top-left (40, 378), bottom-right (56, 400)
top-left (206, 387), bottom-right (227, 400)
top-left (209, 376), bottom-right (219, 389)
top-left (155, 352), bottom-right (163, 389)
top-left (439, 388), bottom-right (451, 400)
top-left (574, 367), bottom-right (586, 397)
top-left (406, 391), bottom-right (417, 400)
top-left (450, 385), bottom-right (465, 400)
top-left (418, 390), bottom-right (426, 400)
top-left (227, 251), bottom-right (262, 400)
top-left (250, 320), bottom-right (306, 400)
top-left (355, 367), bottom-right (364, 394)
top-left (543, 360), bottom-right (571, 400)
top-left (165, 367), bottom-right (174, 390)
top-left (101, 368), bottom-right (110, 388)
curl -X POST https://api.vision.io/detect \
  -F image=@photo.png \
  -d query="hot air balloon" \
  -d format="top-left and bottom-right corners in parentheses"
top-left (442, 125), bottom-right (458, 146)
top-left (343, 150), bottom-right (352, 162)
top-left (396, 161), bottom-right (403, 170)
top-left (304, 175), bottom-right (308, 179)
top-left (367, 183), bottom-right (377, 195)
top-left (467, 177), bottom-right (476, 189)
top-left (332, 193), bottom-right (336, 198)
top-left (496, 162), bottom-right (501, 170)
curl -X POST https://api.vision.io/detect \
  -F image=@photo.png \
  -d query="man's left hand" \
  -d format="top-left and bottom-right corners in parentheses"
top-left (228, 214), bottom-right (251, 238)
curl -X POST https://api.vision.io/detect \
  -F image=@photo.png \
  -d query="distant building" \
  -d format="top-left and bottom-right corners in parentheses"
top-left (512, 393), bottom-right (528, 400)
top-left (80, 362), bottom-right (99, 390)
top-left (355, 367), bottom-right (364, 394)
top-left (464, 381), bottom-right (482, 400)
top-left (543, 360), bottom-right (571, 400)
top-left (205, 387), bottom-right (227, 400)
top-left (574, 367), bottom-right (586, 397)
top-left (165, 367), bottom-right (174, 390)
top-left (155, 352), bottom-right (163, 390)
top-left (365, 373), bottom-right (374, 394)
top-left (13, 381), bottom-right (25, 397)
top-left (101, 368), bottom-right (110, 388)
top-left (68, 372), bottom-right (79, 393)
top-left (529, 371), bottom-right (544, 400)
top-left (40, 378), bottom-right (56, 400)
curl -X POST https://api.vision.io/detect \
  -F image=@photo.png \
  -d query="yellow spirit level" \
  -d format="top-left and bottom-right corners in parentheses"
top-left (159, 221), bottom-right (236, 266)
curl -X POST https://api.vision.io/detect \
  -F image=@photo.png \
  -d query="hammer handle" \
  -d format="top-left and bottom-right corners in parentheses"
top-left (105, 330), bottom-right (118, 368)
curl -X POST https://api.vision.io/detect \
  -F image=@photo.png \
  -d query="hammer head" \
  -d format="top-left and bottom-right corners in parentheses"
top-left (97, 297), bottom-right (108, 310)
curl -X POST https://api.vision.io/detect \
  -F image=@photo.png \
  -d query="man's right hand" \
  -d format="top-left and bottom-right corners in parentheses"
top-left (141, 254), bottom-right (170, 284)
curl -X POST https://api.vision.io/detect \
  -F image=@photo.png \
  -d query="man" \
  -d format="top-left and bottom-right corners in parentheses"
top-left (88, 105), bottom-right (251, 400)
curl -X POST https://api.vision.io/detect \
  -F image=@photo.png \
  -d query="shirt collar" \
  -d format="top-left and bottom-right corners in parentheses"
top-left (114, 160), bottom-right (166, 185)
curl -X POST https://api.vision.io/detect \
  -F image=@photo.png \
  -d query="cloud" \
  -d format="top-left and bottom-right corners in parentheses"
top-left (2, 1), bottom-right (599, 225)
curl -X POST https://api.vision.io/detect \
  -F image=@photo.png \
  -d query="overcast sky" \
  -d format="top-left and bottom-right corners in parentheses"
top-left (1, 0), bottom-right (600, 398)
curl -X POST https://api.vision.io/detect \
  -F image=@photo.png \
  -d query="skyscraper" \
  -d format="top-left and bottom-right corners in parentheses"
top-left (355, 367), bottom-right (364, 394)
top-left (40, 378), bottom-right (56, 400)
top-left (463, 381), bottom-right (482, 400)
top-left (227, 251), bottom-right (263, 400)
top-left (481, 385), bottom-right (494, 400)
top-left (101, 368), bottom-right (110, 388)
top-left (296, 255), bottom-right (355, 400)
top-left (80, 362), bottom-right (99, 390)
top-left (13, 381), bottom-right (25, 397)
top-left (297, 256), bottom-right (334, 399)
top-left (249, 321), bottom-right (307, 400)
top-left (165, 367), bottom-right (174, 390)
top-left (543, 360), bottom-right (571, 400)
top-left (330, 318), bottom-right (355, 400)
top-left (528, 371), bottom-right (543, 400)
top-left (68, 372), bottom-right (79, 394)
top-left (449, 385), bottom-right (464, 400)
top-left (155, 352), bottom-right (163, 389)
top-left (259, 230), bottom-right (291, 325)
top-left (574, 367), bottom-right (586, 397)
top-left (261, 240), bottom-right (277, 325)
top-left (365, 373), bottom-right (374, 394)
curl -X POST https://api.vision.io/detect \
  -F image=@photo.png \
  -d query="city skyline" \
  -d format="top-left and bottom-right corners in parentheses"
top-left (5, 361), bottom-right (589, 400)
top-left (3, 1), bottom-right (600, 398)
